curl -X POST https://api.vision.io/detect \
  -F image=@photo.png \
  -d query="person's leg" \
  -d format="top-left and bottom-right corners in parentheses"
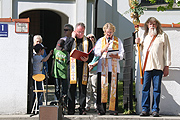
top-left (78, 73), bottom-right (87, 114)
top-left (91, 72), bottom-right (97, 109)
top-left (37, 81), bottom-right (43, 108)
top-left (79, 82), bottom-right (87, 114)
top-left (114, 73), bottom-right (119, 114)
top-left (108, 73), bottom-right (118, 115)
top-left (141, 71), bottom-right (153, 114)
top-left (54, 78), bottom-right (60, 100)
top-left (96, 72), bottom-right (105, 115)
top-left (152, 70), bottom-right (163, 113)
top-left (68, 83), bottom-right (76, 115)
top-left (61, 79), bottom-right (68, 105)
top-left (86, 74), bottom-right (92, 111)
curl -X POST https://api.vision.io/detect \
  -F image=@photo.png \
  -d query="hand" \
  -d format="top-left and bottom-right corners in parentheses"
top-left (135, 38), bottom-right (140, 44)
top-left (49, 50), bottom-right (53, 56)
top-left (50, 50), bottom-right (53, 55)
top-left (88, 64), bottom-right (93, 71)
top-left (80, 56), bottom-right (89, 62)
top-left (101, 43), bottom-right (110, 53)
top-left (163, 66), bottom-right (169, 77)
top-left (72, 31), bottom-right (76, 38)
top-left (109, 53), bottom-right (120, 59)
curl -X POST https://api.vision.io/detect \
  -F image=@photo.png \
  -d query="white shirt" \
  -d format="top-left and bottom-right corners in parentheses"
top-left (61, 36), bottom-right (67, 41)
top-left (94, 36), bottom-right (124, 73)
top-left (140, 32), bottom-right (171, 71)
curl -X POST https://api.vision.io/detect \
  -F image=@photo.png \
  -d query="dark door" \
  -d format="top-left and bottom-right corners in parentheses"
top-left (20, 10), bottom-right (61, 84)
top-left (20, 10), bottom-right (61, 113)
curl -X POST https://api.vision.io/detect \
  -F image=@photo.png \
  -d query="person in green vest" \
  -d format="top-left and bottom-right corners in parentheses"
top-left (51, 39), bottom-right (68, 107)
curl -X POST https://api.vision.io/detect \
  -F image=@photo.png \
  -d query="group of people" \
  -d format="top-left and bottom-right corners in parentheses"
top-left (32, 16), bottom-right (171, 117)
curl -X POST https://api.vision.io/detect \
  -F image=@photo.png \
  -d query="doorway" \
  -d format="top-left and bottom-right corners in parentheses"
top-left (20, 10), bottom-right (61, 84)
top-left (20, 10), bottom-right (61, 113)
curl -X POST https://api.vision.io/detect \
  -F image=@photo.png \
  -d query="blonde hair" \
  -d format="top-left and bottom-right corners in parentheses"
top-left (103, 23), bottom-right (116, 34)
top-left (33, 35), bottom-right (43, 43)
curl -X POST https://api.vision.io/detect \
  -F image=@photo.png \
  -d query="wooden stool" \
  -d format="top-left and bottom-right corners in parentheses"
top-left (31, 74), bottom-right (49, 114)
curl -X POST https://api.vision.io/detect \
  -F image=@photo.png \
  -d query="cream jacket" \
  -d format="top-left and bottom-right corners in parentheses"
top-left (140, 32), bottom-right (171, 71)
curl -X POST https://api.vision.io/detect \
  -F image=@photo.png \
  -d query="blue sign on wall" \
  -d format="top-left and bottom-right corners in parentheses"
top-left (0, 24), bottom-right (8, 37)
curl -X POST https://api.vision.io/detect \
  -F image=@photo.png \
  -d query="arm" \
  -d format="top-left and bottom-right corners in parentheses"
top-left (64, 37), bottom-right (75, 53)
top-left (163, 33), bottom-right (171, 77)
top-left (86, 39), bottom-right (94, 63)
top-left (94, 38), bottom-right (102, 56)
top-left (51, 59), bottom-right (55, 76)
top-left (101, 43), bottom-right (110, 54)
top-left (42, 50), bottom-right (48, 72)
top-left (88, 61), bottom-right (98, 71)
top-left (88, 56), bottom-right (99, 71)
top-left (41, 50), bottom-right (53, 62)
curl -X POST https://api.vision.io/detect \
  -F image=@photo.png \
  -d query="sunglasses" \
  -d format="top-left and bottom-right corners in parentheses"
top-left (64, 29), bottom-right (70, 31)
top-left (88, 36), bottom-right (94, 39)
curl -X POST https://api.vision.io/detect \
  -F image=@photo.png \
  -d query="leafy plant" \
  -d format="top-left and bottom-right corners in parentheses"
top-left (124, 0), bottom-right (147, 15)
top-left (149, 0), bottom-right (180, 12)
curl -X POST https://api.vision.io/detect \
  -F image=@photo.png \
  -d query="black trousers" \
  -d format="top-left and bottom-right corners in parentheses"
top-left (67, 66), bottom-right (88, 113)
top-left (97, 72), bottom-right (119, 114)
top-left (54, 78), bottom-right (68, 104)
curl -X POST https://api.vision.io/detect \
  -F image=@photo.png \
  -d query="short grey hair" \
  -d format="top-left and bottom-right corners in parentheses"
top-left (75, 22), bottom-right (85, 29)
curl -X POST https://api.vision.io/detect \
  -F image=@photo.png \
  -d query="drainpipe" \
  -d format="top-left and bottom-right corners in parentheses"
top-left (94, 0), bottom-right (98, 37)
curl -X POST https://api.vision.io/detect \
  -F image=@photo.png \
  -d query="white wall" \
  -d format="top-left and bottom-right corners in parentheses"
top-left (0, 22), bottom-right (29, 114)
top-left (15, 0), bottom-right (89, 36)
top-left (140, 10), bottom-right (180, 24)
top-left (98, 0), bottom-right (135, 40)
top-left (1, 0), bottom-right (12, 18)
top-left (135, 27), bottom-right (180, 115)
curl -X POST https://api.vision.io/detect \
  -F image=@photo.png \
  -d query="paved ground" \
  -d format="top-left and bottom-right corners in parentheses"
top-left (0, 114), bottom-right (180, 120)
top-left (2, 86), bottom-right (178, 120)
top-left (0, 108), bottom-right (180, 120)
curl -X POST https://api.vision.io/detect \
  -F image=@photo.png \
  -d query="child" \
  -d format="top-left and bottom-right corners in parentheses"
top-left (51, 39), bottom-right (68, 105)
top-left (33, 44), bottom-right (53, 108)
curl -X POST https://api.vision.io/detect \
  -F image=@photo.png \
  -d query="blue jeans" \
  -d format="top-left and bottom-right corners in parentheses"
top-left (141, 69), bottom-right (163, 113)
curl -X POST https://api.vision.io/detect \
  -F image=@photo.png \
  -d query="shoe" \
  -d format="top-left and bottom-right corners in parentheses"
top-left (68, 112), bottom-right (74, 115)
top-left (96, 109), bottom-right (105, 115)
top-left (140, 111), bottom-right (150, 116)
top-left (68, 110), bottom-right (74, 115)
top-left (152, 111), bottom-right (159, 117)
top-left (97, 109), bottom-right (105, 115)
top-left (110, 112), bottom-right (118, 115)
top-left (98, 112), bottom-right (105, 115)
top-left (85, 107), bottom-right (90, 112)
top-left (79, 111), bottom-right (86, 115)
top-left (79, 108), bottom-right (86, 115)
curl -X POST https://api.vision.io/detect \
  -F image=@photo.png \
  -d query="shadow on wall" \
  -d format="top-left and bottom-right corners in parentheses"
top-left (97, 0), bottom-right (135, 41)
top-left (160, 68), bottom-right (180, 115)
